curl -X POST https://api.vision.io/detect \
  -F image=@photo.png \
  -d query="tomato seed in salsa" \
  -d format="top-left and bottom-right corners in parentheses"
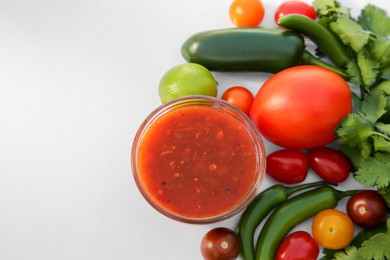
top-left (138, 105), bottom-right (258, 219)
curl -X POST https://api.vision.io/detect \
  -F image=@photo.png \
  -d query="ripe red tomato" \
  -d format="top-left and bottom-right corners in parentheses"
top-left (200, 227), bottom-right (240, 260)
top-left (308, 147), bottom-right (351, 183)
top-left (346, 190), bottom-right (388, 229)
top-left (221, 86), bottom-right (254, 115)
top-left (276, 231), bottom-right (319, 260)
top-left (266, 149), bottom-right (309, 184)
top-left (229, 0), bottom-right (265, 27)
top-left (249, 65), bottom-right (352, 149)
top-left (274, 1), bottom-right (317, 25)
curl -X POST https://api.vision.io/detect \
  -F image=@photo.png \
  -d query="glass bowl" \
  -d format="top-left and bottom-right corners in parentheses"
top-left (131, 95), bottom-right (266, 224)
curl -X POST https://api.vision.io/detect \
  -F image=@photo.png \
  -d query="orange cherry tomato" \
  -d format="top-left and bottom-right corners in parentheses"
top-left (229, 0), bottom-right (265, 27)
top-left (221, 86), bottom-right (254, 115)
top-left (311, 209), bottom-right (354, 250)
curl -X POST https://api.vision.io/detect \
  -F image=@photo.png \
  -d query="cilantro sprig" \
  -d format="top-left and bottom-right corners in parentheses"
top-left (313, 0), bottom-right (390, 204)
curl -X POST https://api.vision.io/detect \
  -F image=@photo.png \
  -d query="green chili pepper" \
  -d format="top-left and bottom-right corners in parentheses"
top-left (237, 181), bottom-right (328, 260)
top-left (181, 27), bottom-right (304, 74)
top-left (254, 185), bottom-right (359, 260)
top-left (181, 27), bottom-right (349, 77)
top-left (278, 14), bottom-right (364, 93)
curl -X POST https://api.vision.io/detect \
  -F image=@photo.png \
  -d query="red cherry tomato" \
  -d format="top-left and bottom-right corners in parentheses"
top-left (347, 190), bottom-right (389, 229)
top-left (200, 227), bottom-right (240, 260)
top-left (274, 1), bottom-right (316, 25)
top-left (276, 231), bottom-right (319, 260)
top-left (266, 149), bottom-right (309, 184)
top-left (229, 0), bottom-right (265, 27)
top-left (250, 65), bottom-right (352, 149)
top-left (308, 147), bottom-right (351, 183)
top-left (221, 86), bottom-right (254, 115)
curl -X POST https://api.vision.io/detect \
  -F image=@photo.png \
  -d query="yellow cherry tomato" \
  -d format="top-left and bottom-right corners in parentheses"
top-left (312, 209), bottom-right (354, 250)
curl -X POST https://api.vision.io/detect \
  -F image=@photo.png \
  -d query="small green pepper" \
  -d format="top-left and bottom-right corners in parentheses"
top-left (278, 14), bottom-right (364, 92)
top-left (181, 27), bottom-right (349, 77)
top-left (237, 181), bottom-right (328, 260)
top-left (254, 185), bottom-right (359, 260)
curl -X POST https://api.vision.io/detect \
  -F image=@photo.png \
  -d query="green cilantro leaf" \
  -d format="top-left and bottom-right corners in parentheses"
top-left (372, 135), bottom-right (390, 153)
top-left (376, 122), bottom-right (390, 136)
top-left (367, 37), bottom-right (390, 68)
top-left (382, 67), bottom-right (390, 77)
top-left (313, 0), bottom-right (338, 16)
top-left (356, 52), bottom-right (380, 87)
top-left (372, 80), bottom-right (390, 95)
top-left (332, 246), bottom-right (365, 260)
top-left (336, 114), bottom-right (374, 146)
top-left (358, 4), bottom-right (390, 37)
top-left (358, 231), bottom-right (390, 260)
top-left (360, 88), bottom-right (387, 123)
top-left (330, 18), bottom-right (370, 52)
top-left (378, 187), bottom-right (390, 207)
top-left (355, 152), bottom-right (390, 189)
top-left (339, 144), bottom-right (365, 169)
top-left (345, 61), bottom-right (362, 86)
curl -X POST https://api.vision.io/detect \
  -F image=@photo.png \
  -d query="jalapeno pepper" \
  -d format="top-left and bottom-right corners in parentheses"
top-left (237, 181), bottom-right (327, 260)
top-left (254, 185), bottom-right (359, 260)
top-left (181, 27), bottom-right (349, 77)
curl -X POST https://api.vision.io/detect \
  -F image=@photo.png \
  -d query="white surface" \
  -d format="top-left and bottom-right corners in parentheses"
top-left (0, 0), bottom-right (389, 259)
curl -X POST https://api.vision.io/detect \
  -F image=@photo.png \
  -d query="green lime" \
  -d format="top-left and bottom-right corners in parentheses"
top-left (159, 63), bottom-right (218, 103)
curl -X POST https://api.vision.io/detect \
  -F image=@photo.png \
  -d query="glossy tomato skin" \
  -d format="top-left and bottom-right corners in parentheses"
top-left (276, 231), bottom-right (319, 260)
top-left (274, 1), bottom-right (316, 24)
top-left (229, 0), bottom-right (265, 27)
top-left (200, 227), bottom-right (240, 260)
top-left (347, 190), bottom-right (389, 229)
top-left (266, 149), bottom-right (309, 184)
top-left (312, 209), bottom-right (354, 250)
top-left (308, 147), bottom-right (351, 183)
top-left (250, 65), bottom-right (352, 149)
top-left (221, 86), bottom-right (254, 116)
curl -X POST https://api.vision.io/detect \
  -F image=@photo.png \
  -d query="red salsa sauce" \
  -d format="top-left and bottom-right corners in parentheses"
top-left (138, 105), bottom-right (258, 219)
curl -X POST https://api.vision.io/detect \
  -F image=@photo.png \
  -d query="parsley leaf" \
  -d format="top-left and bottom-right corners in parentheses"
top-left (355, 152), bottom-right (390, 189)
top-left (358, 4), bottom-right (390, 38)
top-left (330, 18), bottom-right (370, 52)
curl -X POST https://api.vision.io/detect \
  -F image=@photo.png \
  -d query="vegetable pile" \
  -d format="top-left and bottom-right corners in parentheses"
top-left (149, 0), bottom-right (390, 259)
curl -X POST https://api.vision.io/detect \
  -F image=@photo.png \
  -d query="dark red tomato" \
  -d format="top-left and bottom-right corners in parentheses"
top-left (250, 65), bottom-right (352, 149)
top-left (276, 231), bottom-right (319, 260)
top-left (200, 227), bottom-right (240, 260)
top-left (274, 1), bottom-right (317, 25)
top-left (308, 147), bottom-right (351, 183)
top-left (347, 190), bottom-right (389, 229)
top-left (266, 149), bottom-right (309, 184)
top-left (221, 86), bottom-right (254, 116)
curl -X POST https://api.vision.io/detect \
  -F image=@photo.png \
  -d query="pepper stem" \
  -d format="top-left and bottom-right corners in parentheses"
top-left (301, 50), bottom-right (350, 79)
top-left (285, 181), bottom-right (332, 197)
top-left (336, 189), bottom-right (362, 200)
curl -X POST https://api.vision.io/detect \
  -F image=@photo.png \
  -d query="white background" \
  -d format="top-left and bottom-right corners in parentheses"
top-left (1, 0), bottom-right (389, 259)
